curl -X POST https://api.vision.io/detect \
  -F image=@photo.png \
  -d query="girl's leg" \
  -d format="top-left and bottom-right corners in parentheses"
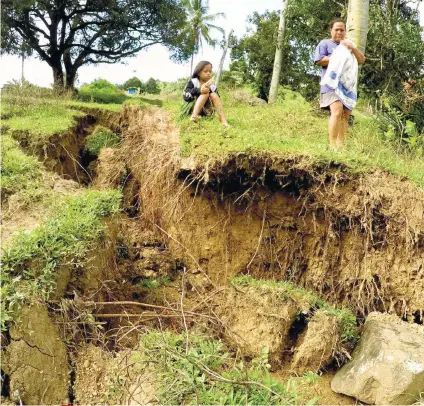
top-left (329, 101), bottom-right (344, 149)
top-left (209, 93), bottom-right (229, 127)
top-left (190, 93), bottom-right (210, 121)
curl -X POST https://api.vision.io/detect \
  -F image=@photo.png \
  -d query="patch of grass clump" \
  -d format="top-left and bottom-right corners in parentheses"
top-left (1, 189), bottom-right (122, 330)
top-left (232, 275), bottom-right (358, 343)
top-left (86, 126), bottom-right (121, 155)
top-left (134, 331), bottom-right (316, 405)
top-left (1, 134), bottom-right (44, 199)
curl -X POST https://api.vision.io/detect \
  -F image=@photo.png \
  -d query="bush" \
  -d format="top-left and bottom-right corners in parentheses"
top-left (78, 79), bottom-right (128, 104)
top-left (86, 126), bottom-right (121, 155)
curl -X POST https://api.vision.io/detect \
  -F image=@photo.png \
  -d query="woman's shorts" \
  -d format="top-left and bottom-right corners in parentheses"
top-left (320, 91), bottom-right (352, 111)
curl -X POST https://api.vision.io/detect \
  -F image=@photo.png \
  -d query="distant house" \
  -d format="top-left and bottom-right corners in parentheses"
top-left (127, 87), bottom-right (139, 95)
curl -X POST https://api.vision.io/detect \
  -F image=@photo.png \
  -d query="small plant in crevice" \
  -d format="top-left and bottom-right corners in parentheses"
top-left (135, 331), bottom-right (316, 405)
top-left (134, 276), bottom-right (171, 289)
top-left (302, 371), bottom-right (321, 384)
top-left (86, 126), bottom-right (121, 156)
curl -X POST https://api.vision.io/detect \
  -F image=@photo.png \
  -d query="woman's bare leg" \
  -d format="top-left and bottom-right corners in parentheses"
top-left (329, 101), bottom-right (344, 149)
top-left (190, 93), bottom-right (210, 120)
top-left (338, 109), bottom-right (351, 148)
top-left (210, 93), bottom-right (229, 127)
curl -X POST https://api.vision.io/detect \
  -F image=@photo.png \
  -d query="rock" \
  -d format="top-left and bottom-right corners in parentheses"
top-left (216, 284), bottom-right (299, 369)
top-left (331, 312), bottom-right (424, 405)
top-left (292, 310), bottom-right (340, 373)
top-left (3, 304), bottom-right (69, 405)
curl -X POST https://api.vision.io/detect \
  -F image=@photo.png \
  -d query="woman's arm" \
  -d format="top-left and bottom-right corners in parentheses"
top-left (316, 56), bottom-right (330, 67)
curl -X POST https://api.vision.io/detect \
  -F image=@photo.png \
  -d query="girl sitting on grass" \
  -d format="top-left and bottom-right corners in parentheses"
top-left (181, 60), bottom-right (230, 127)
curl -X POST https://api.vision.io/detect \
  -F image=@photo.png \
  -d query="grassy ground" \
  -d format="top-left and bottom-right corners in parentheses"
top-left (167, 88), bottom-right (424, 188)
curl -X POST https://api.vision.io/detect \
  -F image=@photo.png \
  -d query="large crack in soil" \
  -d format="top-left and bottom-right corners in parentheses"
top-left (3, 104), bottom-right (423, 404)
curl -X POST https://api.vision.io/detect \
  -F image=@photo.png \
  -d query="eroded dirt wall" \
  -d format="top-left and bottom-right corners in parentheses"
top-left (114, 106), bottom-right (424, 320)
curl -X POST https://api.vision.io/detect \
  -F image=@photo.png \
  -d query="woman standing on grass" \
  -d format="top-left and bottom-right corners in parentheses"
top-left (182, 61), bottom-right (230, 127)
top-left (314, 18), bottom-right (365, 149)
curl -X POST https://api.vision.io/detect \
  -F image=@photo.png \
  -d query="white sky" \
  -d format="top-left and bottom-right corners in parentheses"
top-left (1, 0), bottom-right (423, 88)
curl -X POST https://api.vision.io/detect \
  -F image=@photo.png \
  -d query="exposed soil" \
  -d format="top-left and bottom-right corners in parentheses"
top-left (3, 103), bottom-right (424, 405)
top-left (118, 105), bottom-right (424, 322)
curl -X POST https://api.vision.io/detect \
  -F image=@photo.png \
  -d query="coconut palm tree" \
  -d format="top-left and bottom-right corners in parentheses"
top-left (183, 0), bottom-right (225, 73)
top-left (346, 0), bottom-right (370, 54)
top-left (268, 0), bottom-right (289, 104)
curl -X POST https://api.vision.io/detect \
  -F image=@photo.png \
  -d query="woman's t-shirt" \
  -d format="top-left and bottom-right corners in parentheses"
top-left (314, 39), bottom-right (340, 94)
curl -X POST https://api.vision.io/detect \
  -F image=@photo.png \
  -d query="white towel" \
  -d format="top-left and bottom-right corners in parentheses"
top-left (321, 44), bottom-right (358, 110)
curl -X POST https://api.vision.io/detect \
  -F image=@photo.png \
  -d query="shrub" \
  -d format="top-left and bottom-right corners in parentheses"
top-left (86, 126), bottom-right (121, 155)
top-left (78, 79), bottom-right (128, 104)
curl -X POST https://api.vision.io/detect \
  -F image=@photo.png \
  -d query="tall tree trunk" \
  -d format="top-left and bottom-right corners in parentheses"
top-left (52, 66), bottom-right (65, 89)
top-left (215, 29), bottom-right (233, 88)
top-left (268, 0), bottom-right (288, 104)
top-left (346, 0), bottom-right (370, 54)
top-left (65, 69), bottom-right (77, 90)
top-left (190, 53), bottom-right (194, 75)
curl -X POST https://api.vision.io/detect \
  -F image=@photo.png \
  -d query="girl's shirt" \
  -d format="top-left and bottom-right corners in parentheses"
top-left (183, 78), bottom-right (219, 102)
top-left (314, 39), bottom-right (340, 94)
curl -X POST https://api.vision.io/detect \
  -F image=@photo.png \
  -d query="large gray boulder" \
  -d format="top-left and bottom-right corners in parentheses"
top-left (331, 312), bottom-right (424, 405)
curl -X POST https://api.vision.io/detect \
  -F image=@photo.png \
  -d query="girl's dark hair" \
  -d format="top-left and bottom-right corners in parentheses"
top-left (192, 61), bottom-right (212, 78)
top-left (329, 18), bottom-right (345, 29)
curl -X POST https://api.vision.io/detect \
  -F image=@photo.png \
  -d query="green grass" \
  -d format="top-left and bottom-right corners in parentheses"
top-left (130, 331), bottom-right (317, 405)
top-left (232, 275), bottom-right (358, 343)
top-left (66, 99), bottom-right (124, 112)
top-left (168, 89), bottom-right (424, 188)
top-left (1, 189), bottom-right (122, 330)
top-left (1, 134), bottom-right (44, 199)
top-left (86, 126), bottom-right (121, 155)
top-left (136, 276), bottom-right (171, 289)
top-left (1, 103), bottom-right (84, 142)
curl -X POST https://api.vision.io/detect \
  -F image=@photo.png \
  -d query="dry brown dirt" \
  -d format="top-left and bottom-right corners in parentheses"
top-left (111, 105), bottom-right (424, 322)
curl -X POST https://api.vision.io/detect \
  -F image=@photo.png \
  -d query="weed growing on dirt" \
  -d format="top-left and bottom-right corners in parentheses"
top-left (86, 126), bottom-right (121, 155)
top-left (302, 371), bottom-right (321, 384)
top-left (137, 276), bottom-right (171, 289)
top-left (1, 189), bottom-right (122, 330)
top-left (1, 134), bottom-right (44, 199)
top-left (169, 89), bottom-right (424, 187)
top-left (137, 331), bottom-right (316, 405)
top-left (232, 275), bottom-right (358, 343)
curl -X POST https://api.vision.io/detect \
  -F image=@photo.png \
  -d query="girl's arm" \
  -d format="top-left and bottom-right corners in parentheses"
top-left (183, 80), bottom-right (200, 102)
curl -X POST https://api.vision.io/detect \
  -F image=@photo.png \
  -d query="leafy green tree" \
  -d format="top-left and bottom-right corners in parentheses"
top-left (1, 0), bottom-right (192, 89)
top-left (144, 78), bottom-right (160, 94)
top-left (182, 0), bottom-right (225, 72)
top-left (121, 77), bottom-right (144, 92)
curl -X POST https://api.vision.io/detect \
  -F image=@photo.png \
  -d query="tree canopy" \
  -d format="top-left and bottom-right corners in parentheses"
top-left (230, 0), bottom-right (424, 101)
top-left (1, 0), bottom-right (193, 89)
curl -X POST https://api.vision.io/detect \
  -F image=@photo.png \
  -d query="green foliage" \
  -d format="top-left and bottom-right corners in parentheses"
top-left (139, 331), bottom-right (315, 405)
top-left (78, 79), bottom-right (128, 104)
top-left (86, 126), bottom-right (121, 156)
top-left (144, 78), bottom-right (161, 95)
top-left (136, 276), bottom-right (171, 289)
top-left (232, 275), bottom-right (358, 343)
top-left (1, 189), bottom-right (122, 330)
top-left (2, 0), bottom-right (193, 88)
top-left (302, 371), bottom-right (321, 384)
top-left (1, 134), bottom-right (43, 199)
top-left (120, 76), bottom-right (144, 92)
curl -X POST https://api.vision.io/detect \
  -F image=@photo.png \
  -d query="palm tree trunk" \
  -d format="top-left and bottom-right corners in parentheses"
top-left (21, 50), bottom-right (25, 84)
top-left (268, 0), bottom-right (288, 104)
top-left (346, 0), bottom-right (370, 54)
top-left (215, 29), bottom-right (233, 88)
